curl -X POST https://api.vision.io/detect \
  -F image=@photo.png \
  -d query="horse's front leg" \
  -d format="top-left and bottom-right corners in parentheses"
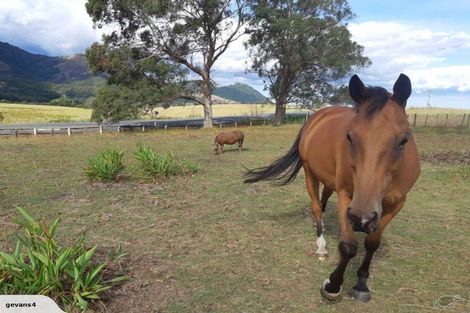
top-left (321, 190), bottom-right (357, 302)
top-left (352, 200), bottom-right (405, 302)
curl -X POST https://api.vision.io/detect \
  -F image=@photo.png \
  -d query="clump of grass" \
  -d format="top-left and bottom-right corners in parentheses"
top-left (449, 166), bottom-right (470, 180)
top-left (0, 207), bottom-right (127, 312)
top-left (134, 146), bottom-right (199, 179)
top-left (84, 149), bottom-right (125, 182)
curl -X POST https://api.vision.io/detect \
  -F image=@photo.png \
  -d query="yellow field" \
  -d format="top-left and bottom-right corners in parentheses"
top-left (407, 107), bottom-right (470, 115)
top-left (152, 103), bottom-right (307, 119)
top-left (1, 102), bottom-right (469, 125)
top-left (0, 102), bottom-right (306, 124)
top-left (0, 103), bottom-right (92, 124)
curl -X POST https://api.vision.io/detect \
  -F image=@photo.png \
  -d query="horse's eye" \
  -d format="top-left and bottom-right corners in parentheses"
top-left (346, 131), bottom-right (353, 144)
top-left (398, 134), bottom-right (409, 148)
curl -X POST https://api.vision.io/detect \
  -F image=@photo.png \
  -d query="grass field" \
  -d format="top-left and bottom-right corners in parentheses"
top-left (0, 102), bottom-right (297, 124)
top-left (2, 102), bottom-right (469, 125)
top-left (0, 103), bottom-right (92, 124)
top-left (0, 124), bottom-right (469, 312)
top-left (151, 103), bottom-right (307, 119)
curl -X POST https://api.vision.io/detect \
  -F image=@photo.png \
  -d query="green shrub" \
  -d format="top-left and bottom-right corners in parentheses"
top-left (84, 148), bottom-right (125, 182)
top-left (134, 146), bottom-right (199, 179)
top-left (0, 207), bottom-right (127, 312)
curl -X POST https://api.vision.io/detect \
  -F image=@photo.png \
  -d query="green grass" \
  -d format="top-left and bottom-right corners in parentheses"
top-left (0, 208), bottom-right (127, 312)
top-left (134, 146), bottom-right (199, 179)
top-left (85, 148), bottom-right (125, 182)
top-left (0, 125), bottom-right (469, 312)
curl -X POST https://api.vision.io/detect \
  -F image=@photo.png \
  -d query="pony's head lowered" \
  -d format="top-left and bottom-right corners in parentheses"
top-left (346, 74), bottom-right (412, 233)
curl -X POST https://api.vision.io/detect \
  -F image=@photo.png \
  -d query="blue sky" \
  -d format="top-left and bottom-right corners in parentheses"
top-left (1, 0), bottom-right (470, 108)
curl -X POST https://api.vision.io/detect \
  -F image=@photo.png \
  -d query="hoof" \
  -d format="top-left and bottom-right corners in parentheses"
top-left (315, 251), bottom-right (328, 261)
top-left (320, 279), bottom-right (342, 302)
top-left (352, 288), bottom-right (371, 303)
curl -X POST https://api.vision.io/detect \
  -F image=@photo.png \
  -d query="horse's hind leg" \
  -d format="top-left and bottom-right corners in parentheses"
top-left (238, 139), bottom-right (244, 151)
top-left (304, 165), bottom-right (328, 259)
top-left (321, 186), bottom-right (333, 213)
top-left (318, 185), bottom-right (333, 232)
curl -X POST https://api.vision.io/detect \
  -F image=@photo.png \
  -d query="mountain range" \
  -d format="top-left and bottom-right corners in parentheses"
top-left (0, 41), bottom-right (267, 105)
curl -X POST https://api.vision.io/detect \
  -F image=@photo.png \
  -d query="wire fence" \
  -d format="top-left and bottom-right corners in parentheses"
top-left (407, 113), bottom-right (470, 131)
top-left (1, 112), bottom-right (469, 137)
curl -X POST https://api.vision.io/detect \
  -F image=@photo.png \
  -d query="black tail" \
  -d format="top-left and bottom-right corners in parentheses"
top-left (244, 126), bottom-right (304, 185)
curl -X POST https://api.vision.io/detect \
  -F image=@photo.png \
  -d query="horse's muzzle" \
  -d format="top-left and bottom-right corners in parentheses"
top-left (347, 208), bottom-right (379, 234)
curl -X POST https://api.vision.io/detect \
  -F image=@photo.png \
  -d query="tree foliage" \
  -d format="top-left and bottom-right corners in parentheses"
top-left (85, 0), bottom-right (249, 127)
top-left (246, 0), bottom-right (370, 124)
top-left (86, 41), bottom-right (187, 122)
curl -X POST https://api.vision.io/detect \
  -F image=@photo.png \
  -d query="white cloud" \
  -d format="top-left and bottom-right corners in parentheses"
top-left (0, 0), bottom-right (102, 55)
top-left (348, 21), bottom-right (470, 93)
top-left (408, 66), bottom-right (470, 92)
top-left (212, 30), bottom-right (250, 73)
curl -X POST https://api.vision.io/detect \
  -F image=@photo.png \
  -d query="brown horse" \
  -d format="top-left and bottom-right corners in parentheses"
top-left (244, 74), bottom-right (420, 302)
top-left (214, 130), bottom-right (245, 154)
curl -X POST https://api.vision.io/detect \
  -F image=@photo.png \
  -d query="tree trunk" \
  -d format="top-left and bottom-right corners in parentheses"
top-left (273, 99), bottom-right (287, 126)
top-left (202, 75), bottom-right (213, 128)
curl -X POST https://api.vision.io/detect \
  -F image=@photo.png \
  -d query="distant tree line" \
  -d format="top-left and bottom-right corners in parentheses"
top-left (85, 0), bottom-right (370, 126)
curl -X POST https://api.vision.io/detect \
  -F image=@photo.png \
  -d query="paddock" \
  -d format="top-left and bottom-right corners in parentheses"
top-left (0, 125), bottom-right (469, 312)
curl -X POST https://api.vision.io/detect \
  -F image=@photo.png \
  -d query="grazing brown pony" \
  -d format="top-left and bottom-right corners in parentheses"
top-left (214, 130), bottom-right (245, 154)
top-left (244, 74), bottom-right (420, 302)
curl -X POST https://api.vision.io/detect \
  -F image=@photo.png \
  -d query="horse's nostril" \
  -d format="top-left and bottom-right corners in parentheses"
top-left (371, 212), bottom-right (379, 224)
top-left (347, 207), bottom-right (360, 226)
top-left (363, 212), bottom-right (379, 233)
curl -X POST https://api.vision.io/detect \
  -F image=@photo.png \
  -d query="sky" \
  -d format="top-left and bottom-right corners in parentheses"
top-left (1, 0), bottom-right (470, 108)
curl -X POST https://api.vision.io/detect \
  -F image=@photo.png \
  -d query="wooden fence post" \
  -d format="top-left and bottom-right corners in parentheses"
top-left (250, 121), bottom-right (252, 127)
top-left (15, 129), bottom-right (18, 137)
top-left (436, 114), bottom-right (439, 126)
top-left (99, 125), bottom-right (103, 134)
top-left (219, 123), bottom-right (222, 129)
top-left (424, 114), bottom-right (429, 127)
top-left (445, 114), bottom-right (449, 127)
top-left (33, 128), bottom-right (37, 136)
top-left (467, 114), bottom-right (470, 128)
top-left (164, 124), bottom-right (168, 130)
top-left (185, 125), bottom-right (188, 130)
top-left (413, 113), bottom-right (417, 127)
top-left (460, 113), bottom-right (466, 132)
top-left (117, 125), bottom-right (120, 133)
top-left (235, 122), bottom-right (237, 128)
top-left (51, 128), bottom-right (54, 136)
top-left (142, 125), bottom-right (145, 132)
top-left (67, 128), bottom-right (71, 136)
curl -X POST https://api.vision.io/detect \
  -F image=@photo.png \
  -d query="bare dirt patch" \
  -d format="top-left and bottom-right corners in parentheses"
top-left (421, 150), bottom-right (470, 165)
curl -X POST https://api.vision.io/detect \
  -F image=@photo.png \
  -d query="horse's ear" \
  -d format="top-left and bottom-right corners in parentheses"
top-left (349, 74), bottom-right (366, 104)
top-left (392, 74), bottom-right (412, 108)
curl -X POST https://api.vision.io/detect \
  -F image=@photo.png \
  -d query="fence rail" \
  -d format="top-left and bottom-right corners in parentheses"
top-left (1, 112), bottom-right (469, 137)
top-left (407, 113), bottom-right (470, 131)
top-left (0, 113), bottom-right (311, 137)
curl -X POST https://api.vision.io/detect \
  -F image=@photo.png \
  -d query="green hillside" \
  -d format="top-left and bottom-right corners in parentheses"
top-left (0, 41), bottom-right (96, 104)
top-left (0, 42), bottom-right (267, 106)
top-left (214, 82), bottom-right (268, 103)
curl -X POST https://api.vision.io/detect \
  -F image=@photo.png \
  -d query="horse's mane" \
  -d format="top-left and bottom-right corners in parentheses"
top-left (355, 86), bottom-right (390, 118)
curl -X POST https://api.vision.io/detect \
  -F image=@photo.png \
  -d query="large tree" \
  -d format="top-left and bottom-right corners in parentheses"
top-left (246, 0), bottom-right (370, 125)
top-left (86, 41), bottom-right (187, 122)
top-left (86, 0), bottom-right (249, 127)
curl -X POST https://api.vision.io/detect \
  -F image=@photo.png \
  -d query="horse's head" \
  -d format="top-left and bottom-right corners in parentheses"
top-left (346, 74), bottom-right (412, 234)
